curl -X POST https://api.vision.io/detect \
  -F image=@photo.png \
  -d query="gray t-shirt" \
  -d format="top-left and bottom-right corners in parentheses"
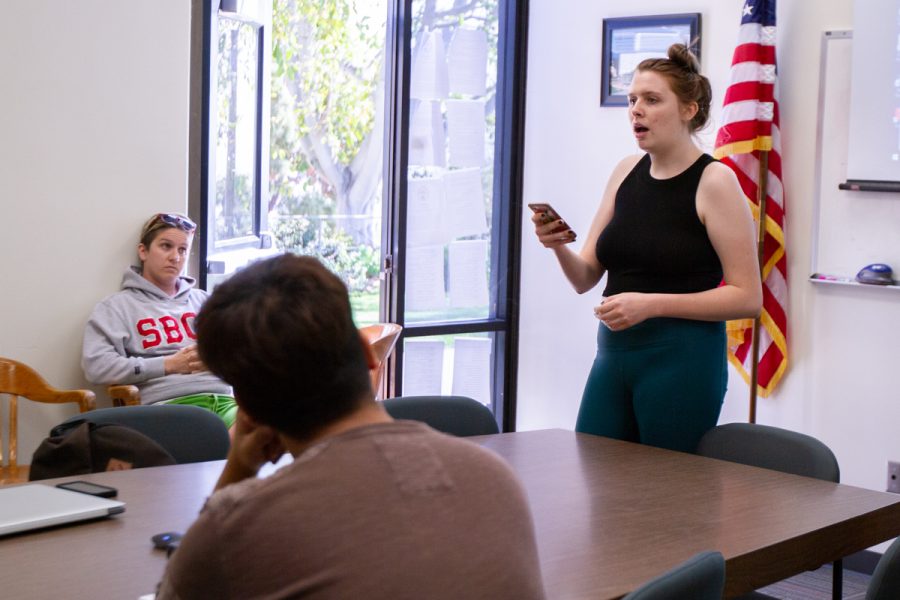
top-left (158, 421), bottom-right (545, 600)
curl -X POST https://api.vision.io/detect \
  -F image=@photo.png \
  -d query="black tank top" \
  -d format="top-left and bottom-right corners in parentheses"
top-left (595, 153), bottom-right (722, 296)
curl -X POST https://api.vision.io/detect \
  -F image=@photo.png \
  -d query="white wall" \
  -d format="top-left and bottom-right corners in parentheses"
top-left (519, 0), bottom-right (900, 506)
top-left (0, 1), bottom-right (192, 461)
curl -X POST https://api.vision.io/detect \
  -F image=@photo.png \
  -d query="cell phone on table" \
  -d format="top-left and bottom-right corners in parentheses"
top-left (527, 203), bottom-right (575, 237)
top-left (56, 480), bottom-right (118, 498)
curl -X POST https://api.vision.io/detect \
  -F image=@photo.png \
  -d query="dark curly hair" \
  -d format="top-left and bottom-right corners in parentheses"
top-left (636, 43), bottom-right (711, 132)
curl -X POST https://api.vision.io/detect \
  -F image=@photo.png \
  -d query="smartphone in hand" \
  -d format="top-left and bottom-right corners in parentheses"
top-left (528, 203), bottom-right (575, 237)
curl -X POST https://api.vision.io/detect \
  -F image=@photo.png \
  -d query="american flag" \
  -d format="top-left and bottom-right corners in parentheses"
top-left (713, 0), bottom-right (788, 397)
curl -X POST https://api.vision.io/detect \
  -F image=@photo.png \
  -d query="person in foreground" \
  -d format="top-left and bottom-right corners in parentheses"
top-left (156, 254), bottom-right (545, 600)
top-left (532, 44), bottom-right (762, 453)
top-left (82, 213), bottom-right (237, 427)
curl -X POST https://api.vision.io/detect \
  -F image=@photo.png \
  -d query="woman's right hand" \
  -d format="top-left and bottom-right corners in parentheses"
top-left (164, 345), bottom-right (207, 375)
top-left (531, 210), bottom-right (576, 248)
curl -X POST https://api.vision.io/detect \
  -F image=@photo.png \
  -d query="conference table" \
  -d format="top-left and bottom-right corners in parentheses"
top-left (3, 429), bottom-right (900, 599)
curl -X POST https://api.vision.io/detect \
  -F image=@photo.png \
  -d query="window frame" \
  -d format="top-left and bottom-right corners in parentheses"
top-left (381, 0), bottom-right (529, 431)
top-left (199, 0), bottom-right (272, 288)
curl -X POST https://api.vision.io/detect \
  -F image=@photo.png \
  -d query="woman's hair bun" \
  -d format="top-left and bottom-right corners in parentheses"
top-left (667, 43), bottom-right (701, 74)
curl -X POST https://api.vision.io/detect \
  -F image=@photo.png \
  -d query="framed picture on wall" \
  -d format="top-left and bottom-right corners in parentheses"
top-left (601, 13), bottom-right (701, 106)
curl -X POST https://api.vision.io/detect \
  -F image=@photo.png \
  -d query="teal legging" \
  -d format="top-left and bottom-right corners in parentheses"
top-left (575, 317), bottom-right (727, 453)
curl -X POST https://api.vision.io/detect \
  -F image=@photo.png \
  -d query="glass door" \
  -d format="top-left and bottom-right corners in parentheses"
top-left (384, 0), bottom-right (526, 429)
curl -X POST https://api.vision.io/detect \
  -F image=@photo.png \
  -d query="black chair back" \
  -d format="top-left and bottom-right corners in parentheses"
top-left (696, 423), bottom-right (839, 482)
top-left (59, 405), bottom-right (229, 464)
top-left (622, 551), bottom-right (725, 600)
top-left (382, 395), bottom-right (499, 437)
top-left (696, 422), bottom-right (840, 600)
top-left (867, 536), bottom-right (900, 600)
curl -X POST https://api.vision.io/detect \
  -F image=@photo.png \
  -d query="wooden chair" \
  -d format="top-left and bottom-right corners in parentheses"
top-left (360, 323), bottom-right (402, 399)
top-left (108, 384), bottom-right (140, 407)
top-left (0, 357), bottom-right (95, 483)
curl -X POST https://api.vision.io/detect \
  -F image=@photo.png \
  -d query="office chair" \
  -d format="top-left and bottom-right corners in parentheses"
top-left (622, 551), bottom-right (725, 600)
top-left (382, 395), bottom-right (499, 437)
top-left (0, 357), bottom-right (96, 483)
top-left (867, 535), bottom-right (900, 600)
top-left (696, 423), bottom-right (841, 599)
top-left (58, 405), bottom-right (229, 464)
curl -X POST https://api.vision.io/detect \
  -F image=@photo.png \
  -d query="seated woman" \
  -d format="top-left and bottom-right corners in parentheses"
top-left (82, 213), bottom-right (237, 428)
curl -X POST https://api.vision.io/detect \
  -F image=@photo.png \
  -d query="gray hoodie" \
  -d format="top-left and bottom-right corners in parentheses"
top-left (82, 267), bottom-right (232, 404)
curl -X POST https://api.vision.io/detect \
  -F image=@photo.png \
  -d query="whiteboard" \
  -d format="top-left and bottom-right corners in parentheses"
top-left (846, 0), bottom-right (900, 184)
top-left (809, 31), bottom-right (900, 289)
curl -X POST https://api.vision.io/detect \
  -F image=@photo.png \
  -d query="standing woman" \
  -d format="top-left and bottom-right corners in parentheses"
top-left (532, 44), bottom-right (762, 452)
top-left (82, 213), bottom-right (238, 428)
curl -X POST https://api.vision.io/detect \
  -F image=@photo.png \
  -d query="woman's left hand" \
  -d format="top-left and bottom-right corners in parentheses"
top-left (594, 293), bottom-right (654, 331)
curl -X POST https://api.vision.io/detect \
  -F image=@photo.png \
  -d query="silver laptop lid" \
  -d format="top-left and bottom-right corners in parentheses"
top-left (0, 483), bottom-right (125, 536)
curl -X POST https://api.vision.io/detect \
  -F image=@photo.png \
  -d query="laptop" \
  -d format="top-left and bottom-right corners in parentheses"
top-left (0, 483), bottom-right (125, 536)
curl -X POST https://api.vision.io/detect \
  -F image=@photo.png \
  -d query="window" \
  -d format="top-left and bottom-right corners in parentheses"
top-left (202, 1), bottom-right (275, 290)
top-left (200, 0), bottom-right (528, 429)
top-left (267, 0), bottom-right (388, 326)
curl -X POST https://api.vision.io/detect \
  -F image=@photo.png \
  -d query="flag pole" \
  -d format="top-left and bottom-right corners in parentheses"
top-left (748, 150), bottom-right (769, 423)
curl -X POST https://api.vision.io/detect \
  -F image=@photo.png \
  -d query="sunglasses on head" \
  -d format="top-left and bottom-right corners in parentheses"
top-left (157, 213), bottom-right (197, 232)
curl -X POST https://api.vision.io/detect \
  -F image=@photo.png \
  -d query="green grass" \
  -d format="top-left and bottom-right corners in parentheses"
top-left (351, 288), bottom-right (491, 334)
top-left (350, 290), bottom-right (380, 327)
